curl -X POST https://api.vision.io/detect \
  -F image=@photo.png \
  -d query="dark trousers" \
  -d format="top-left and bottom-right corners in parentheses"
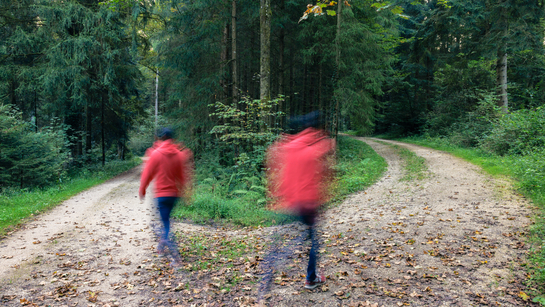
top-left (156, 197), bottom-right (178, 241)
top-left (299, 209), bottom-right (318, 282)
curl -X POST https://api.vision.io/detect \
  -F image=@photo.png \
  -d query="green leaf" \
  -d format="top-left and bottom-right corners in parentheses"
top-left (326, 10), bottom-right (336, 16)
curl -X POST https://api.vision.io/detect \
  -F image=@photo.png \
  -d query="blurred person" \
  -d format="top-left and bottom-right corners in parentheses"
top-left (266, 111), bottom-right (335, 289)
top-left (139, 128), bottom-right (193, 260)
top-left (142, 131), bottom-right (163, 162)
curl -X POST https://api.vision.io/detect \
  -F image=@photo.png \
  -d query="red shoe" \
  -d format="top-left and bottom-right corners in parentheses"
top-left (304, 274), bottom-right (326, 289)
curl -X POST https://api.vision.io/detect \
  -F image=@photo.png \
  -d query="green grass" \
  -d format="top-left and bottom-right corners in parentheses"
top-left (0, 159), bottom-right (141, 237)
top-left (395, 135), bottom-right (545, 303)
top-left (374, 140), bottom-right (428, 181)
top-left (173, 135), bottom-right (387, 227)
top-left (397, 136), bottom-right (511, 177)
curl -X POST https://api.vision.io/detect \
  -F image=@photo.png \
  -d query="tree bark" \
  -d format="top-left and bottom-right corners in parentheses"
top-left (155, 69), bottom-right (159, 128)
top-left (221, 23), bottom-right (229, 101)
top-left (232, 0), bottom-right (238, 104)
top-left (101, 93), bottom-right (106, 167)
top-left (260, 0), bottom-right (271, 103)
top-left (496, 50), bottom-right (508, 113)
top-left (334, 0), bottom-right (342, 138)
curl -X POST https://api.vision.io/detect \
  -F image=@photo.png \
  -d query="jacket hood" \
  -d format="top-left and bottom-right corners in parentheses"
top-left (156, 140), bottom-right (184, 156)
top-left (286, 128), bottom-right (327, 147)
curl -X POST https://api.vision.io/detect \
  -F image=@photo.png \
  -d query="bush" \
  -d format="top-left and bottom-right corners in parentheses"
top-left (0, 104), bottom-right (69, 188)
top-left (480, 107), bottom-right (545, 156)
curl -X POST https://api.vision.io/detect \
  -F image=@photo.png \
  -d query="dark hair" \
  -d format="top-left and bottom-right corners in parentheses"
top-left (158, 127), bottom-right (174, 140)
top-left (288, 111), bottom-right (322, 133)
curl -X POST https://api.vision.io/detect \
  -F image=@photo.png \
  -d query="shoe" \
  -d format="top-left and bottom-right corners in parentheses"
top-left (304, 274), bottom-right (326, 289)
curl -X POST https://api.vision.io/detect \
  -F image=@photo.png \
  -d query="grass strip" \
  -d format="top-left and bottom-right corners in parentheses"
top-left (173, 135), bottom-right (387, 227)
top-left (0, 159), bottom-right (141, 237)
top-left (374, 140), bottom-right (428, 181)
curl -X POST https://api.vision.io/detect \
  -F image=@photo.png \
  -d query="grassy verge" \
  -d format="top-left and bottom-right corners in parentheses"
top-left (0, 159), bottom-right (141, 237)
top-left (173, 135), bottom-right (387, 227)
top-left (395, 135), bottom-right (545, 304)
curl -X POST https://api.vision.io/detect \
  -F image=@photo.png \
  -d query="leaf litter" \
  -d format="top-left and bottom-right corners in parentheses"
top-left (0, 138), bottom-right (539, 306)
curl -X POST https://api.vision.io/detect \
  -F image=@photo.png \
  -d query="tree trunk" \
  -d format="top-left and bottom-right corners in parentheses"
top-left (34, 90), bottom-right (38, 133)
top-left (221, 23), bottom-right (229, 101)
top-left (101, 93), bottom-right (106, 167)
top-left (278, 0), bottom-right (285, 98)
top-left (334, 0), bottom-right (342, 138)
top-left (319, 61), bottom-right (323, 124)
top-left (260, 0), bottom-right (271, 103)
top-left (278, 0), bottom-right (285, 128)
top-left (496, 50), bottom-right (508, 113)
top-left (85, 100), bottom-right (92, 153)
top-left (155, 70), bottom-right (159, 128)
top-left (232, 0), bottom-right (238, 104)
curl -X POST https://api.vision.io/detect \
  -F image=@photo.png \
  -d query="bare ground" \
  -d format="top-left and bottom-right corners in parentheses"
top-left (0, 138), bottom-right (538, 307)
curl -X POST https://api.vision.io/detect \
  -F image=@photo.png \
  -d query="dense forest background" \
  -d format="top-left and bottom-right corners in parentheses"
top-left (2, 0), bottom-right (545, 189)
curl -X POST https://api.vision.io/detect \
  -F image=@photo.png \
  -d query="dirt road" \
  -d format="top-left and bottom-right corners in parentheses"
top-left (0, 138), bottom-right (537, 306)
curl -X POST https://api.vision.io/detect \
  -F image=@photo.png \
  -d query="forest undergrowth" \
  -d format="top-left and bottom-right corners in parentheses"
top-left (172, 135), bottom-right (387, 227)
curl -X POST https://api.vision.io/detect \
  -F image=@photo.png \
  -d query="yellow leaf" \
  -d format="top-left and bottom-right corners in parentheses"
top-left (519, 291), bottom-right (529, 301)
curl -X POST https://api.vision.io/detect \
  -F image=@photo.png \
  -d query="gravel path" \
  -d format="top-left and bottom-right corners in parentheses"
top-left (0, 138), bottom-right (537, 306)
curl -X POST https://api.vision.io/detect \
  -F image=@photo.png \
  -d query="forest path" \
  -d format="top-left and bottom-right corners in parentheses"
top-left (0, 137), bottom-right (537, 307)
top-left (265, 138), bottom-right (536, 307)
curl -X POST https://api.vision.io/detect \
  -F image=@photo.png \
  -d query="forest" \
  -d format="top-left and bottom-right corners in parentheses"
top-left (4, 0), bottom-right (545, 303)
top-left (3, 0), bottom-right (545, 188)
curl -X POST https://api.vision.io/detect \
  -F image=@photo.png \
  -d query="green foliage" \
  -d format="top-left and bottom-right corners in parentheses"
top-left (209, 96), bottom-right (285, 146)
top-left (173, 136), bottom-right (386, 226)
top-left (480, 107), bottom-right (545, 156)
top-left (0, 104), bottom-right (69, 188)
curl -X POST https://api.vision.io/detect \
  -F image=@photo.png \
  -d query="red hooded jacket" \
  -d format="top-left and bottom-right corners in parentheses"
top-left (139, 140), bottom-right (193, 198)
top-left (267, 128), bottom-right (335, 212)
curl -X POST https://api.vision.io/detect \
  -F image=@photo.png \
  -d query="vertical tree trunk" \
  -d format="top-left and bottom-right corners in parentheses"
top-left (278, 0), bottom-right (285, 98)
top-left (260, 0), bottom-right (271, 103)
top-left (34, 90), bottom-right (38, 133)
top-left (496, 50), bottom-right (508, 113)
top-left (85, 100), bottom-right (92, 153)
top-left (278, 0), bottom-right (285, 128)
top-left (221, 23), bottom-right (229, 100)
top-left (155, 70), bottom-right (159, 128)
top-left (101, 93), bottom-right (106, 167)
top-left (319, 61), bottom-right (323, 124)
top-left (334, 0), bottom-right (342, 138)
top-left (232, 0), bottom-right (238, 104)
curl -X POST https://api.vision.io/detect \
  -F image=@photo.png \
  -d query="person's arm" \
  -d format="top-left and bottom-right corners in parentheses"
top-left (139, 154), bottom-right (158, 200)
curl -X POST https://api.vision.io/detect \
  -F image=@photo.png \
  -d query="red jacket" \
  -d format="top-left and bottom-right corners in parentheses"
top-left (267, 128), bottom-right (335, 212)
top-left (143, 140), bottom-right (163, 161)
top-left (139, 140), bottom-right (193, 198)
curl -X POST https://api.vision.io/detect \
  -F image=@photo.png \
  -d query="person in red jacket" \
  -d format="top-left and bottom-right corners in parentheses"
top-left (266, 111), bottom-right (335, 289)
top-left (142, 134), bottom-right (162, 162)
top-left (139, 128), bottom-right (193, 258)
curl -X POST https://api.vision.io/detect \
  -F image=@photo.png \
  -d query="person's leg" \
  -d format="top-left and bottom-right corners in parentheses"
top-left (156, 197), bottom-right (178, 241)
top-left (299, 209), bottom-right (318, 281)
top-left (307, 225), bottom-right (318, 281)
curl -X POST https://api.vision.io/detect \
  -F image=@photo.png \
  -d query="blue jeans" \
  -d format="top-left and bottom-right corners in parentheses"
top-left (300, 209), bottom-right (318, 281)
top-left (156, 197), bottom-right (178, 241)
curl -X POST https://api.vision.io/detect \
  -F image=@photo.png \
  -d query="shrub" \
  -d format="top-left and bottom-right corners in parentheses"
top-left (480, 107), bottom-right (545, 156)
top-left (0, 104), bottom-right (69, 188)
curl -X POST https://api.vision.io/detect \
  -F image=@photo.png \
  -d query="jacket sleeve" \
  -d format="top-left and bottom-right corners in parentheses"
top-left (139, 153), bottom-right (158, 196)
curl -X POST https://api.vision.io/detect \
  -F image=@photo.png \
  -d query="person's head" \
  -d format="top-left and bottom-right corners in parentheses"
top-left (288, 111), bottom-right (322, 133)
top-left (158, 127), bottom-right (174, 140)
